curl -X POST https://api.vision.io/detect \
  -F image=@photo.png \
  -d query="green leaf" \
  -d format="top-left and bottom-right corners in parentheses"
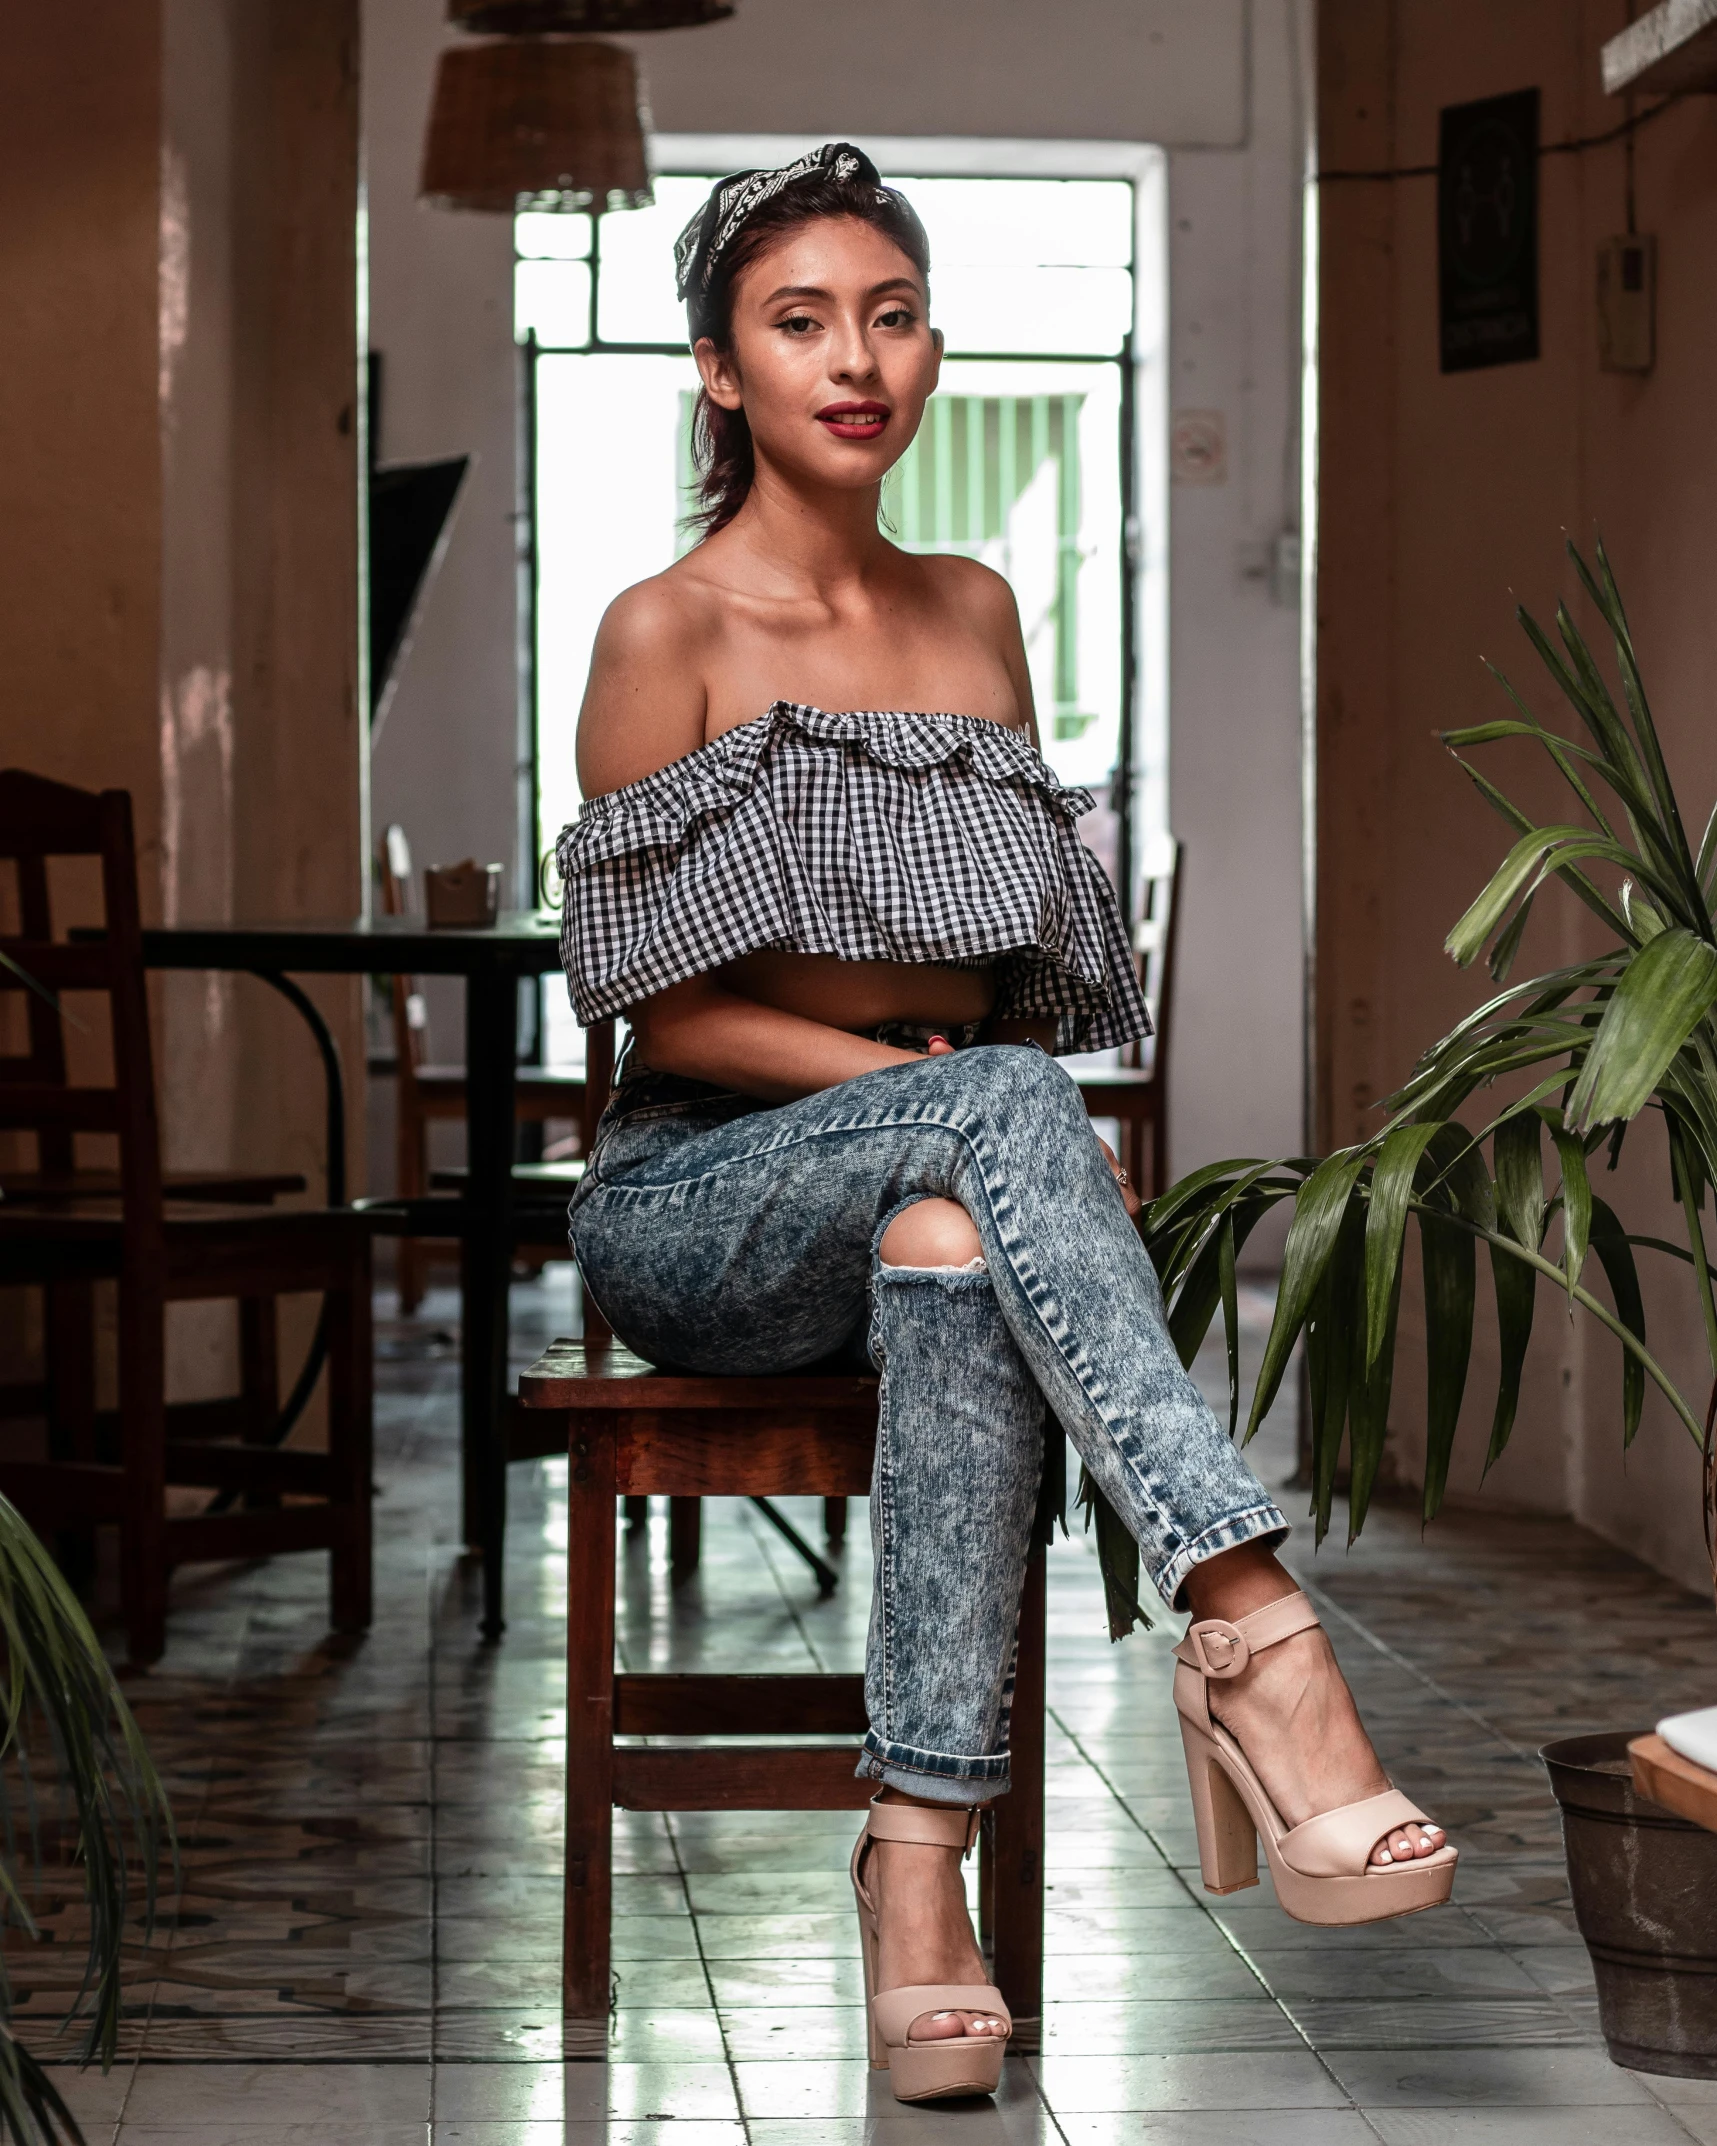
top-left (1420, 1210), bottom-right (1476, 1520)
top-left (1305, 1204), bottom-right (1365, 1545)
top-left (1445, 825), bottom-right (1597, 967)
top-left (1077, 1471), bottom-right (1154, 1642)
top-left (1488, 891), bottom-right (1536, 982)
top-left (1349, 1241), bottom-right (1403, 1541)
top-left (1619, 879), bottom-right (1667, 945)
top-left (1247, 1150), bottom-right (1367, 1443)
top-left (1444, 753), bottom-right (1630, 940)
top-left (1146, 1156), bottom-right (1272, 1236)
top-left (1485, 1233), bottom-right (1537, 1471)
top-left (1544, 1114), bottom-right (1593, 1293)
top-left (1422, 1120), bottom-right (1497, 1232)
top-left (1163, 1190), bottom-right (1273, 1370)
top-left (1583, 536), bottom-right (1703, 899)
top-left (1589, 1196), bottom-right (1647, 1444)
top-left (1567, 928), bottom-right (1717, 1131)
top-left (1220, 1210), bottom-right (1240, 1438)
top-left (1697, 793), bottom-right (1717, 894)
top-left (1363, 1124), bottom-right (1441, 1367)
top-left (1493, 1111), bottom-right (1546, 1253)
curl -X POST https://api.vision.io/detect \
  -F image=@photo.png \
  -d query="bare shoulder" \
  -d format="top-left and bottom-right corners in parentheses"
top-left (915, 552), bottom-right (1021, 628)
top-left (912, 553), bottom-right (1036, 738)
top-left (575, 565), bottom-right (721, 797)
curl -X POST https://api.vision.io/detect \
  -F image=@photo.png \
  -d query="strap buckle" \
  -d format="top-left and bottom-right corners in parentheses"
top-left (1184, 1618), bottom-right (1251, 1678)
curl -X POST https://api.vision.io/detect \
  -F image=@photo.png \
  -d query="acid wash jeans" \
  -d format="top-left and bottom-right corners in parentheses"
top-left (568, 1044), bottom-right (1288, 1807)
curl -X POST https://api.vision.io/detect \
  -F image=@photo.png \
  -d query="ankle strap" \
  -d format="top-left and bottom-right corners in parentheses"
top-left (863, 1795), bottom-right (982, 1854)
top-left (1174, 1590), bottom-right (1320, 1680)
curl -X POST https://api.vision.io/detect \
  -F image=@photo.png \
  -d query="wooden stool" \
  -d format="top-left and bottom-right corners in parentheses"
top-left (517, 1336), bottom-right (1047, 2055)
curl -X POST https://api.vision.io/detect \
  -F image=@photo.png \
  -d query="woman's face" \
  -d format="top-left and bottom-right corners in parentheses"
top-left (695, 215), bottom-right (941, 501)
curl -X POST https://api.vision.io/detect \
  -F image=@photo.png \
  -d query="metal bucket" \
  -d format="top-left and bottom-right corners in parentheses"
top-left (1543, 1728), bottom-right (1717, 2076)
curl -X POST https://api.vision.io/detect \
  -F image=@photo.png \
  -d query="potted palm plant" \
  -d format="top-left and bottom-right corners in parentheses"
top-left (1141, 538), bottom-right (1717, 2075)
top-left (0, 1500), bottom-right (171, 2140)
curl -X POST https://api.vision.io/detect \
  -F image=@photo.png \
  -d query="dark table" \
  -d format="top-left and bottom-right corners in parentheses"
top-left (137, 912), bottom-right (566, 1639)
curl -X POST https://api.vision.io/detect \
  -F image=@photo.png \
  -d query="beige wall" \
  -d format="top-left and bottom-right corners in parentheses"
top-left (0, 2), bottom-right (364, 1406)
top-left (1317, 0), bottom-right (1717, 1587)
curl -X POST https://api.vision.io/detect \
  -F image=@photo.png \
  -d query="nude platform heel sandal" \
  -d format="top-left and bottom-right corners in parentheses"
top-left (850, 1795), bottom-right (1011, 2103)
top-left (1174, 1591), bottom-right (1457, 1926)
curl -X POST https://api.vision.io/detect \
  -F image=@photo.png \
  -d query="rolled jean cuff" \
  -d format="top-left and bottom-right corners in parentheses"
top-left (856, 1731), bottom-right (1011, 1806)
top-left (1153, 1501), bottom-right (1292, 1613)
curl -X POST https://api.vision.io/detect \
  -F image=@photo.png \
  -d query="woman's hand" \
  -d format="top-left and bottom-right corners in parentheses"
top-left (1095, 1134), bottom-right (1141, 1219)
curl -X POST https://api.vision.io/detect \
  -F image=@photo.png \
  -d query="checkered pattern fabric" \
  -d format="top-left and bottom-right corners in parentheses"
top-left (556, 703), bottom-right (1152, 1056)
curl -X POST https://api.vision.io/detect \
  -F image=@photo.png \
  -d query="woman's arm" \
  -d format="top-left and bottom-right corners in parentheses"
top-left (575, 576), bottom-right (712, 798)
top-left (629, 977), bottom-right (924, 1103)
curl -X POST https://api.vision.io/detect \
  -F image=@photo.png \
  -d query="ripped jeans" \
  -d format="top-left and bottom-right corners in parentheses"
top-left (567, 1044), bottom-right (1288, 1806)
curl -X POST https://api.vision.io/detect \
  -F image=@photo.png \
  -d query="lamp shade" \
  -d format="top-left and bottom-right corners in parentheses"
top-left (419, 38), bottom-right (651, 214)
top-left (450, 0), bottom-right (733, 27)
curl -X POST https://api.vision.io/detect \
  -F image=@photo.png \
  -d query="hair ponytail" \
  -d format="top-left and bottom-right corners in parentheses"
top-left (689, 392), bottom-right (755, 538)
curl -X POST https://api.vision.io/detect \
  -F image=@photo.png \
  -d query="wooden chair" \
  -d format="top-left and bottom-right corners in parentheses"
top-left (0, 770), bottom-right (373, 1664)
top-left (376, 824), bottom-right (587, 1311)
top-left (1073, 839), bottom-right (1184, 1202)
top-left (516, 1335), bottom-right (1047, 2054)
top-left (0, 808), bottom-right (310, 1462)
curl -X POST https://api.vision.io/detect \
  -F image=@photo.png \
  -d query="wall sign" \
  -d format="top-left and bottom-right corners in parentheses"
top-left (1438, 88), bottom-right (1540, 373)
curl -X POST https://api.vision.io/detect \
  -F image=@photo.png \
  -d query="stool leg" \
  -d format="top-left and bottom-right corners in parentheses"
top-left (823, 1495), bottom-right (847, 1548)
top-left (992, 1538), bottom-right (1045, 2046)
top-left (565, 1410), bottom-right (616, 2037)
top-left (669, 1495), bottom-right (701, 1581)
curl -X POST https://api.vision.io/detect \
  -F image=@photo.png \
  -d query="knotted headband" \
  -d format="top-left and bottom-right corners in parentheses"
top-left (673, 142), bottom-right (892, 341)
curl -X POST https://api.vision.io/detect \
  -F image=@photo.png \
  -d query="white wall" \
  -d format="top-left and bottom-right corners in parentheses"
top-left (361, 0), bottom-right (1309, 1203)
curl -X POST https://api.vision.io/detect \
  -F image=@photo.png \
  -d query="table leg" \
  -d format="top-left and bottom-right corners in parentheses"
top-left (464, 965), bottom-right (519, 1640)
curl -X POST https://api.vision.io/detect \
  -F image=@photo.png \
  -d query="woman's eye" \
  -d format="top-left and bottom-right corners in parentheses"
top-left (778, 313), bottom-right (818, 336)
top-left (877, 307), bottom-right (918, 329)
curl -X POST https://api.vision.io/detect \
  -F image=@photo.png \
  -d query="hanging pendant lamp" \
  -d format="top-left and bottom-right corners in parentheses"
top-left (420, 37), bottom-right (652, 214)
top-left (449, 0), bottom-right (733, 28)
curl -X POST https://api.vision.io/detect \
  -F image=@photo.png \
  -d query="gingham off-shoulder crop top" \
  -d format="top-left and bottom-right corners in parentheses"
top-left (555, 701), bottom-right (1152, 1057)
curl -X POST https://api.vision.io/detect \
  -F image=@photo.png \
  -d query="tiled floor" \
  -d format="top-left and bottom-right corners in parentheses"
top-left (15, 1273), bottom-right (1717, 2142)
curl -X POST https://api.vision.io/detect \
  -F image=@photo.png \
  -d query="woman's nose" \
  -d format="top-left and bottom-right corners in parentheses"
top-left (828, 320), bottom-right (880, 382)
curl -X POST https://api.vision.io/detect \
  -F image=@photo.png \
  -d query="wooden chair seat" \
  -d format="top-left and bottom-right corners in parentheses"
top-left (518, 1335), bottom-right (1045, 2055)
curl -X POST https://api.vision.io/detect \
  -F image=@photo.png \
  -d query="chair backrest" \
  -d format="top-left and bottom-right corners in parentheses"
top-left (1130, 839), bottom-right (1185, 1079)
top-left (0, 770), bottom-right (164, 1238)
top-left (378, 826), bottom-right (430, 1091)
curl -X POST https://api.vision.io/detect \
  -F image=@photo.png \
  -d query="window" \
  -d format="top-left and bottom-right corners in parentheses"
top-left (519, 166), bottom-right (1152, 1066)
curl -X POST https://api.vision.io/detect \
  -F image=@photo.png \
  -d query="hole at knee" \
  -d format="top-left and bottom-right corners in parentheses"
top-left (879, 1199), bottom-right (984, 1271)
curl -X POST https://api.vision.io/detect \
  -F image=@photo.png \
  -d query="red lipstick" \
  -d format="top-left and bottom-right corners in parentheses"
top-left (816, 400), bottom-right (890, 440)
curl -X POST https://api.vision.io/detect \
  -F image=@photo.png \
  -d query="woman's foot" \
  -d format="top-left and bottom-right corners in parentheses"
top-left (867, 1790), bottom-right (1007, 2043)
top-left (1184, 1545), bottom-right (1445, 1869)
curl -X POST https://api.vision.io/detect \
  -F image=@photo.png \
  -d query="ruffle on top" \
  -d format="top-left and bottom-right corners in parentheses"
top-left (556, 702), bottom-right (1152, 1056)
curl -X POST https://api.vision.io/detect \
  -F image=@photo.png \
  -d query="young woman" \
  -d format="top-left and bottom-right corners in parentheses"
top-left (559, 144), bottom-right (1453, 2106)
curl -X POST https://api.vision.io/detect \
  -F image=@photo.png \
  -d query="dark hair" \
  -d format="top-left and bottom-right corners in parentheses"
top-left (685, 173), bottom-right (931, 538)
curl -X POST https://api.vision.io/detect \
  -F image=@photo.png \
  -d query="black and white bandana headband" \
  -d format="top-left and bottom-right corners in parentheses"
top-left (673, 142), bottom-right (888, 335)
